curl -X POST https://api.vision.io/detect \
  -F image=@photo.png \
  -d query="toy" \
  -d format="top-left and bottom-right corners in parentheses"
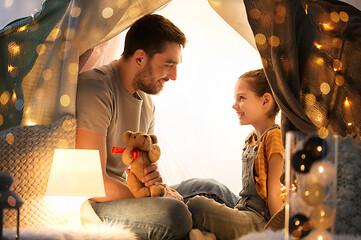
top-left (113, 131), bottom-right (165, 198)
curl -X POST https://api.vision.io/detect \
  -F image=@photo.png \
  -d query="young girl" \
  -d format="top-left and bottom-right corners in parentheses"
top-left (187, 69), bottom-right (284, 240)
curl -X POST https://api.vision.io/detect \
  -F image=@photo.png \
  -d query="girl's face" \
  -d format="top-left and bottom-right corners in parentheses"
top-left (232, 78), bottom-right (267, 127)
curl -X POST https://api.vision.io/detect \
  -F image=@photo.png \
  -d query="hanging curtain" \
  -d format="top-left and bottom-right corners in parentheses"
top-left (210, 0), bottom-right (361, 138)
top-left (0, 0), bottom-right (172, 131)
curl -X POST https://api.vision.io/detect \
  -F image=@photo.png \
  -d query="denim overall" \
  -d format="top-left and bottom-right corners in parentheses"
top-left (235, 125), bottom-right (280, 222)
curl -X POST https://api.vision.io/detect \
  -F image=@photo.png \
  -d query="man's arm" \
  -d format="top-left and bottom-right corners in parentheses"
top-left (76, 128), bottom-right (134, 202)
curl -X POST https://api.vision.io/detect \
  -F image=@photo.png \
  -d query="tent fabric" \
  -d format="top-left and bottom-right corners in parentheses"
top-left (209, 0), bottom-right (361, 138)
top-left (0, 0), bottom-right (69, 130)
top-left (2, 0), bottom-right (360, 135)
top-left (241, 0), bottom-right (361, 138)
top-left (0, 0), bottom-right (171, 131)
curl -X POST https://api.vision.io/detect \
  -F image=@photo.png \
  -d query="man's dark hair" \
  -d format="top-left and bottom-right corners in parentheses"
top-left (122, 14), bottom-right (186, 59)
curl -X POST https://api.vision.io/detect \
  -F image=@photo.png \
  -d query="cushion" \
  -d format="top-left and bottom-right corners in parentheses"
top-left (0, 115), bottom-right (76, 228)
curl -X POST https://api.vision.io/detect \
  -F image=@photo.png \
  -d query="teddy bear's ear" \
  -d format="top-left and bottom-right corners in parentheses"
top-left (150, 134), bottom-right (158, 144)
top-left (123, 131), bottom-right (133, 143)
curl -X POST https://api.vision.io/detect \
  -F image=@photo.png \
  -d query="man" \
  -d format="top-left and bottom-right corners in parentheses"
top-left (76, 14), bottom-right (238, 239)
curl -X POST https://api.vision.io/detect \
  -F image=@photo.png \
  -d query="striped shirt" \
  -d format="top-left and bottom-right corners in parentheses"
top-left (245, 127), bottom-right (284, 205)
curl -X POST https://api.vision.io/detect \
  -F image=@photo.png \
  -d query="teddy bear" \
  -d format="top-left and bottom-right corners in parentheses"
top-left (115, 130), bottom-right (165, 198)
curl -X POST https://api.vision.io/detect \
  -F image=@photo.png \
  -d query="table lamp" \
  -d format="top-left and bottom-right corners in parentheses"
top-left (46, 149), bottom-right (105, 226)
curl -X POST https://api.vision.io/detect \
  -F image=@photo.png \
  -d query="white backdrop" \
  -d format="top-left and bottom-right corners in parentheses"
top-left (1, 0), bottom-right (263, 194)
top-left (143, 0), bottom-right (262, 194)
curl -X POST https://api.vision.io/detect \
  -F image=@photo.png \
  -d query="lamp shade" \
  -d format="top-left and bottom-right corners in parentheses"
top-left (46, 149), bottom-right (105, 198)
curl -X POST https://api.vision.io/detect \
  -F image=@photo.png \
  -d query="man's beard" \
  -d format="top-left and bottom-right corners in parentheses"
top-left (133, 62), bottom-right (163, 95)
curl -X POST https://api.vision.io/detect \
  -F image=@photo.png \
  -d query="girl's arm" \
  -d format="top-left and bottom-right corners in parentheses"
top-left (267, 152), bottom-right (284, 217)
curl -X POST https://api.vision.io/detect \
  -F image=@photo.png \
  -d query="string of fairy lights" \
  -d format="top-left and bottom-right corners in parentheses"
top-left (247, 1), bottom-right (360, 239)
top-left (305, 3), bottom-right (360, 137)
top-left (250, 0), bottom-right (360, 139)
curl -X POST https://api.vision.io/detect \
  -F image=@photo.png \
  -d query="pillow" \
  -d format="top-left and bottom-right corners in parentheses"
top-left (0, 115), bottom-right (76, 228)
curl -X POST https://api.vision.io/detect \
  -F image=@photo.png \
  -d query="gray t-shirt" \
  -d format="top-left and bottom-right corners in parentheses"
top-left (76, 60), bottom-right (155, 182)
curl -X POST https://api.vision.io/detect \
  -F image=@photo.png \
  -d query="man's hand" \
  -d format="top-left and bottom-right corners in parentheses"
top-left (126, 164), bottom-right (183, 201)
top-left (142, 163), bottom-right (163, 187)
top-left (162, 184), bottom-right (183, 201)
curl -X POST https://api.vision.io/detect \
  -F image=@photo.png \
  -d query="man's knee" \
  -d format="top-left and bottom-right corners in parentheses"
top-left (159, 198), bottom-right (192, 238)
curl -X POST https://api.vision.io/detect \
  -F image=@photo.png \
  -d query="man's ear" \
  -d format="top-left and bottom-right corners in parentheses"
top-left (134, 49), bottom-right (146, 66)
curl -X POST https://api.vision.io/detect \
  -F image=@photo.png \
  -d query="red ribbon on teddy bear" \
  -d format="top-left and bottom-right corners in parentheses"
top-left (112, 147), bottom-right (139, 159)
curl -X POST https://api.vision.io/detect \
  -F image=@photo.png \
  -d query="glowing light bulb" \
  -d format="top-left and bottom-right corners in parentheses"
top-left (322, 23), bottom-right (334, 31)
top-left (12, 90), bottom-right (17, 102)
top-left (18, 25), bottom-right (28, 32)
top-left (8, 65), bottom-right (14, 72)
top-left (314, 43), bottom-right (322, 49)
top-left (344, 97), bottom-right (350, 107)
top-left (25, 120), bottom-right (36, 126)
top-left (8, 42), bottom-right (20, 55)
top-left (8, 65), bottom-right (18, 77)
top-left (315, 57), bottom-right (324, 65)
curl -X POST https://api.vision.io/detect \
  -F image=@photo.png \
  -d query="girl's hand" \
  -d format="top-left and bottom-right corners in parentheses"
top-left (156, 182), bottom-right (184, 201)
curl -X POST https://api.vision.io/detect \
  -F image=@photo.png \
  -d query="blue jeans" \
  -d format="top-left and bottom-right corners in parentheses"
top-left (172, 178), bottom-right (239, 208)
top-left (90, 178), bottom-right (239, 240)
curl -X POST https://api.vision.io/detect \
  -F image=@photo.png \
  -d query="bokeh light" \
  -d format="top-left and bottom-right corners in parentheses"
top-left (8, 41), bottom-right (20, 55)
top-left (6, 132), bottom-right (15, 145)
top-left (318, 127), bottom-right (329, 139)
top-left (301, 182), bottom-right (325, 206)
top-left (332, 38), bottom-right (342, 48)
top-left (320, 82), bottom-right (330, 95)
top-left (255, 33), bottom-right (267, 45)
top-left (15, 99), bottom-right (24, 111)
top-left (0, 91), bottom-right (11, 105)
top-left (67, 62), bottom-right (78, 75)
top-left (249, 8), bottom-right (261, 19)
top-left (71, 7), bottom-right (82, 18)
top-left (269, 35), bottom-right (280, 47)
top-left (4, 0), bottom-right (14, 8)
top-left (102, 7), bottom-right (114, 19)
top-left (333, 59), bottom-right (342, 71)
top-left (339, 11), bottom-right (349, 22)
top-left (60, 95), bottom-right (71, 107)
top-left (127, 7), bottom-right (141, 19)
top-left (42, 69), bottom-right (53, 81)
top-left (309, 160), bottom-right (336, 186)
top-left (0, 114), bottom-right (3, 127)
top-left (311, 205), bottom-right (335, 230)
top-left (335, 74), bottom-right (344, 86)
top-left (36, 43), bottom-right (46, 55)
top-left (7, 196), bottom-right (16, 207)
top-left (330, 12), bottom-right (340, 23)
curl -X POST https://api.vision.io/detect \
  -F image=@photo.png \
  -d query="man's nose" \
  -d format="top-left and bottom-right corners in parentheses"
top-left (166, 65), bottom-right (177, 81)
